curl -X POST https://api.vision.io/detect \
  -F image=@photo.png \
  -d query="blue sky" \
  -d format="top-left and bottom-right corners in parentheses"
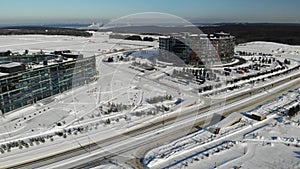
top-left (0, 0), bottom-right (299, 24)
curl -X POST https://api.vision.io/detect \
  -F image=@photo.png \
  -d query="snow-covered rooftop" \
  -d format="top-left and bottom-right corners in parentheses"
top-left (216, 112), bottom-right (242, 128)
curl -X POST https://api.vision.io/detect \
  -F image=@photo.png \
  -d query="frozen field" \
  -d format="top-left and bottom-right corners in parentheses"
top-left (0, 32), bottom-right (201, 167)
top-left (0, 33), bottom-right (299, 169)
top-left (0, 32), bottom-right (155, 57)
top-left (236, 41), bottom-right (300, 61)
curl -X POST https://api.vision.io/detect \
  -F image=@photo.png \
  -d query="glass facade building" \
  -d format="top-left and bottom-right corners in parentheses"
top-left (159, 33), bottom-right (235, 65)
top-left (0, 55), bottom-right (97, 114)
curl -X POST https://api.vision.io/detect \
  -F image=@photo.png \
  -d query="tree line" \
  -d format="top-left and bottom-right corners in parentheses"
top-left (0, 28), bottom-right (92, 37)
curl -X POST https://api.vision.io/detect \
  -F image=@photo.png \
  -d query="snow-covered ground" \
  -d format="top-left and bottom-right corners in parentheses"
top-left (0, 35), bottom-right (300, 169)
top-left (0, 32), bottom-right (155, 57)
top-left (236, 41), bottom-right (300, 62)
top-left (0, 32), bottom-right (202, 167)
top-left (141, 42), bottom-right (300, 169)
top-left (143, 87), bottom-right (300, 169)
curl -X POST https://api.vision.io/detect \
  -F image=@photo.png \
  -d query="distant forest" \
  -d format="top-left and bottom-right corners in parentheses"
top-left (1, 24), bottom-right (300, 45)
top-left (0, 27), bottom-right (92, 37)
top-left (101, 23), bottom-right (300, 45)
top-left (200, 24), bottom-right (300, 45)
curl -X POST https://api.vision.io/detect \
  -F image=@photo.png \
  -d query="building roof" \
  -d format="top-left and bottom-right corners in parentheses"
top-left (216, 112), bottom-right (242, 128)
top-left (161, 32), bottom-right (234, 40)
top-left (0, 62), bottom-right (23, 68)
top-left (0, 72), bottom-right (9, 77)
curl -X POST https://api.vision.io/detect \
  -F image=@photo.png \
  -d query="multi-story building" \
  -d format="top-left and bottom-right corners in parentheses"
top-left (0, 52), bottom-right (97, 114)
top-left (159, 32), bottom-right (235, 65)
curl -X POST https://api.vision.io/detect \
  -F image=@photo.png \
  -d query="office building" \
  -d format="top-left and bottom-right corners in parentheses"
top-left (159, 32), bottom-right (235, 65)
top-left (0, 52), bottom-right (97, 113)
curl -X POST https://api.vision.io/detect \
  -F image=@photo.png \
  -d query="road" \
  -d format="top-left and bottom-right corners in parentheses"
top-left (4, 67), bottom-right (300, 168)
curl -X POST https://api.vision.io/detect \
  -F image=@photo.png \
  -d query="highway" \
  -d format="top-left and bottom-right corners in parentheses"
top-left (4, 67), bottom-right (300, 168)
